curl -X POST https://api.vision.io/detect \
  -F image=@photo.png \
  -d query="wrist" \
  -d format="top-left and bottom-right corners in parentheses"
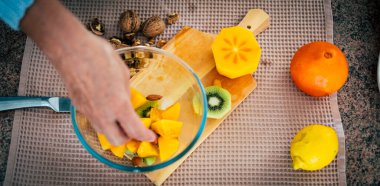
top-left (20, 0), bottom-right (90, 68)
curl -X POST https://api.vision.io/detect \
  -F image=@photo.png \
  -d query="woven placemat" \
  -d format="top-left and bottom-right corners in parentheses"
top-left (5, 0), bottom-right (346, 185)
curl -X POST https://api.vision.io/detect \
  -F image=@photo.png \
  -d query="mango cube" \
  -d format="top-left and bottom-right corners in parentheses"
top-left (137, 142), bottom-right (158, 158)
top-left (97, 133), bottom-right (112, 150)
top-left (151, 120), bottom-right (183, 138)
top-left (110, 144), bottom-right (128, 158)
top-left (160, 103), bottom-right (181, 120)
top-left (126, 140), bottom-right (141, 154)
top-left (158, 137), bottom-right (179, 161)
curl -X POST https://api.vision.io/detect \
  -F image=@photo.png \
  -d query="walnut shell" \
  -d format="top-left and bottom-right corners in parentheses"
top-left (119, 10), bottom-right (141, 33)
top-left (141, 16), bottom-right (166, 38)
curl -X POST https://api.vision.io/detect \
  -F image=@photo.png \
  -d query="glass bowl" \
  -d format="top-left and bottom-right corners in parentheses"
top-left (70, 46), bottom-right (207, 172)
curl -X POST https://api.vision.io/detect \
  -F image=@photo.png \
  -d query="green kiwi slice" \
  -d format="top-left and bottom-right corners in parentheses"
top-left (143, 156), bottom-right (157, 166)
top-left (192, 86), bottom-right (231, 119)
top-left (135, 101), bottom-right (158, 117)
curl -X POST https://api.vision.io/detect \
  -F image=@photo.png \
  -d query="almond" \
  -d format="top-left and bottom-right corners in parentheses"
top-left (146, 94), bottom-right (162, 101)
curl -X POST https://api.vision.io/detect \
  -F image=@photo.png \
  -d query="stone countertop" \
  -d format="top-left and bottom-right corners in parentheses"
top-left (0, 0), bottom-right (379, 185)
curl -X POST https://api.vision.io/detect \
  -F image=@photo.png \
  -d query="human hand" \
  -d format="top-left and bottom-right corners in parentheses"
top-left (59, 34), bottom-right (156, 145)
top-left (20, 0), bottom-right (156, 145)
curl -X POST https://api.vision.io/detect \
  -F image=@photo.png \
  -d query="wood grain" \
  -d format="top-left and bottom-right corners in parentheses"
top-left (144, 27), bottom-right (257, 185)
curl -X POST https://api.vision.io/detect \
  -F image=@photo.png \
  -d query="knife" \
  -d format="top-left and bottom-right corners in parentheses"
top-left (0, 97), bottom-right (71, 112)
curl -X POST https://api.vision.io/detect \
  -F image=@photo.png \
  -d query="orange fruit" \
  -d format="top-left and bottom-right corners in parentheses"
top-left (290, 41), bottom-right (348, 97)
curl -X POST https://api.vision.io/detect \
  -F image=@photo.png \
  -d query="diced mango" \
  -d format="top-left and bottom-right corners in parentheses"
top-left (158, 137), bottom-right (179, 162)
top-left (110, 144), bottom-right (128, 158)
top-left (97, 133), bottom-right (112, 150)
top-left (141, 118), bottom-right (152, 128)
top-left (151, 120), bottom-right (183, 138)
top-left (126, 140), bottom-right (141, 154)
top-left (131, 88), bottom-right (147, 109)
top-left (160, 103), bottom-right (181, 120)
top-left (137, 142), bottom-right (159, 158)
top-left (150, 107), bottom-right (161, 122)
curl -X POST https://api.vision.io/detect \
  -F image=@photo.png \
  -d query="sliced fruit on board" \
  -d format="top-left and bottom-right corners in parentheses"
top-left (151, 120), bottom-right (183, 138)
top-left (158, 137), bottom-right (180, 162)
top-left (212, 26), bottom-right (261, 79)
top-left (137, 141), bottom-right (159, 158)
top-left (97, 133), bottom-right (112, 150)
top-left (193, 86), bottom-right (232, 119)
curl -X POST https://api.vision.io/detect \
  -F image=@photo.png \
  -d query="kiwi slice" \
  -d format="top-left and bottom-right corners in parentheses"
top-left (192, 86), bottom-right (231, 119)
top-left (135, 101), bottom-right (159, 117)
top-left (143, 156), bottom-right (157, 166)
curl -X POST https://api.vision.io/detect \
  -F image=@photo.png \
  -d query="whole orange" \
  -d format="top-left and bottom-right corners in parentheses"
top-left (290, 41), bottom-right (348, 97)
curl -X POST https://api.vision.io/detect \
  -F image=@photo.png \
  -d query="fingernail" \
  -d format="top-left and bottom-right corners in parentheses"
top-left (145, 131), bottom-right (157, 142)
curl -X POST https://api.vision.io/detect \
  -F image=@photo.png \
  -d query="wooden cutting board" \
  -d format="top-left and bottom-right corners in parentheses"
top-left (144, 9), bottom-right (269, 185)
top-left (144, 27), bottom-right (257, 185)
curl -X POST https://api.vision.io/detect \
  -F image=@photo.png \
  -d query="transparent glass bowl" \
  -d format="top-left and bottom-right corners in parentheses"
top-left (71, 46), bottom-right (207, 172)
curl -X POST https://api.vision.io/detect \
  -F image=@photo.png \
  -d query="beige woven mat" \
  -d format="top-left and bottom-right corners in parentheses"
top-left (5, 0), bottom-right (346, 185)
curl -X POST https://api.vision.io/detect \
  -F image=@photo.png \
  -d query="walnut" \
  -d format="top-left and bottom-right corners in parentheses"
top-left (119, 10), bottom-right (141, 33)
top-left (141, 16), bottom-right (166, 38)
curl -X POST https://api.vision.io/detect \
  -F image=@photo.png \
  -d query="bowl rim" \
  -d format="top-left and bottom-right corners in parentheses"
top-left (71, 46), bottom-right (208, 172)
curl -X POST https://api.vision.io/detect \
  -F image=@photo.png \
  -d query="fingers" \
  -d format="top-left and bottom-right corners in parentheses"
top-left (117, 104), bottom-right (157, 142)
top-left (99, 120), bottom-right (130, 146)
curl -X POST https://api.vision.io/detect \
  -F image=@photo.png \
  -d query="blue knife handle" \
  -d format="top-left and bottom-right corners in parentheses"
top-left (0, 97), bottom-right (51, 111)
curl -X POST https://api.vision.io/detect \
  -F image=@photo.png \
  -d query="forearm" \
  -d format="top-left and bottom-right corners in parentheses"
top-left (20, 0), bottom-right (89, 69)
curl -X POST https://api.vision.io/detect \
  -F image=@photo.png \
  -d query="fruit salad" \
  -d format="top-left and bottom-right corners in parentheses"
top-left (97, 88), bottom-right (182, 166)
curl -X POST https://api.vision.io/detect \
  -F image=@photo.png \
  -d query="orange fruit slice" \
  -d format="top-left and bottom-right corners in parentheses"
top-left (212, 26), bottom-right (261, 79)
top-left (290, 41), bottom-right (348, 97)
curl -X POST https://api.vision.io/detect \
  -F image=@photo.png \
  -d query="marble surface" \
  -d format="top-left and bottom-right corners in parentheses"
top-left (0, 0), bottom-right (379, 185)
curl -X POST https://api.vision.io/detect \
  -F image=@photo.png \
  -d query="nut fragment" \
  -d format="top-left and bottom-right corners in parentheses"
top-left (109, 36), bottom-right (129, 49)
top-left (132, 39), bottom-right (141, 46)
top-left (119, 10), bottom-right (141, 33)
top-left (167, 13), bottom-right (180, 25)
top-left (89, 18), bottom-right (105, 36)
top-left (141, 16), bottom-right (166, 38)
top-left (132, 157), bottom-right (144, 167)
top-left (123, 33), bottom-right (135, 45)
top-left (148, 38), bottom-right (155, 45)
top-left (156, 39), bottom-right (167, 48)
top-left (146, 94), bottom-right (163, 101)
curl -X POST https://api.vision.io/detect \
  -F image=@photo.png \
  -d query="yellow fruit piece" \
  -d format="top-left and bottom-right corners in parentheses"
top-left (126, 140), bottom-right (141, 154)
top-left (150, 107), bottom-right (161, 122)
top-left (290, 124), bottom-right (339, 171)
top-left (110, 144), bottom-right (128, 158)
top-left (158, 137), bottom-right (179, 162)
top-left (151, 120), bottom-right (183, 138)
top-left (131, 88), bottom-right (147, 109)
top-left (97, 133), bottom-right (112, 150)
top-left (212, 26), bottom-right (261, 79)
top-left (160, 103), bottom-right (181, 120)
top-left (141, 118), bottom-right (152, 128)
top-left (137, 141), bottom-right (159, 158)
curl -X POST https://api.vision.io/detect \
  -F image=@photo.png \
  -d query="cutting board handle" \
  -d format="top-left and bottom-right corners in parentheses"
top-left (238, 9), bottom-right (270, 36)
